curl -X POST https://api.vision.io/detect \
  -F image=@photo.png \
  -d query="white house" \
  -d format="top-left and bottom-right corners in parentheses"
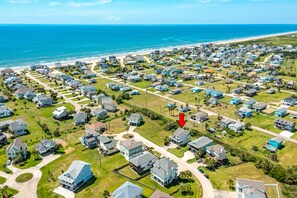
top-left (151, 158), bottom-right (178, 186)
top-left (206, 144), bottom-right (226, 161)
top-left (119, 140), bottom-right (143, 161)
top-left (52, 106), bottom-right (68, 120)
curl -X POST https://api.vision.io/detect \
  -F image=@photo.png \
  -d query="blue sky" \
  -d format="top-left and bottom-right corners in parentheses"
top-left (0, 0), bottom-right (296, 24)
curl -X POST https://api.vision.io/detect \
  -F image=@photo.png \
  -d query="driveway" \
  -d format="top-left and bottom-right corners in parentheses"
top-left (0, 154), bottom-right (60, 198)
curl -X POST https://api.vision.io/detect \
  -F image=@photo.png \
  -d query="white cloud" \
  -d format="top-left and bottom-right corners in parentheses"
top-left (69, 0), bottom-right (112, 7)
top-left (106, 16), bottom-right (121, 21)
top-left (49, 2), bottom-right (60, 6)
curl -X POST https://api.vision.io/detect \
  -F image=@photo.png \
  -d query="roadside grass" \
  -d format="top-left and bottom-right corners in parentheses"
top-left (15, 173), bottom-right (33, 183)
top-left (168, 146), bottom-right (188, 158)
top-left (200, 162), bottom-right (278, 191)
top-left (0, 176), bottom-right (6, 184)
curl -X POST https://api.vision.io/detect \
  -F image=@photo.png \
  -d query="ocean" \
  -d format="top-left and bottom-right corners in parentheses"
top-left (0, 24), bottom-right (297, 68)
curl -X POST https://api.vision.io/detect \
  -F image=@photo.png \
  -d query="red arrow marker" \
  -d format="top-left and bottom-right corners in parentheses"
top-left (177, 113), bottom-right (187, 128)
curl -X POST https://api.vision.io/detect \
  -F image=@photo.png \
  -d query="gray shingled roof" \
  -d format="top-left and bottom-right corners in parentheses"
top-left (113, 181), bottom-right (143, 198)
top-left (151, 158), bottom-right (178, 181)
top-left (236, 178), bottom-right (266, 198)
top-left (120, 140), bottom-right (143, 150)
top-left (188, 136), bottom-right (213, 149)
top-left (58, 160), bottom-right (91, 184)
top-left (130, 152), bottom-right (157, 166)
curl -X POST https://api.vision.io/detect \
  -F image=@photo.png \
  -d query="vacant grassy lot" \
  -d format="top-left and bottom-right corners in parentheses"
top-left (168, 146), bottom-right (189, 158)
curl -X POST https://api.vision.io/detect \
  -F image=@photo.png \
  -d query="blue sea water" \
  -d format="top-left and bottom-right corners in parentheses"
top-left (0, 24), bottom-right (297, 68)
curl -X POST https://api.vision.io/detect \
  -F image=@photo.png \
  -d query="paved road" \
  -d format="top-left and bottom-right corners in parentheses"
top-left (115, 127), bottom-right (215, 198)
top-left (0, 154), bottom-right (60, 198)
top-left (26, 72), bottom-right (82, 112)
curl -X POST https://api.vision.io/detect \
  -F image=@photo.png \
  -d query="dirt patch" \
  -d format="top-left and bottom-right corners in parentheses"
top-left (55, 139), bottom-right (68, 148)
top-left (65, 147), bottom-right (75, 154)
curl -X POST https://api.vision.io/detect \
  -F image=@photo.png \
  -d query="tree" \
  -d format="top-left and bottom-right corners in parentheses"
top-left (195, 148), bottom-right (204, 159)
top-left (269, 153), bottom-right (278, 162)
top-left (23, 100), bottom-right (27, 109)
top-left (244, 122), bottom-right (252, 130)
top-left (103, 190), bottom-right (110, 198)
top-left (163, 136), bottom-right (170, 146)
top-left (205, 157), bottom-right (216, 170)
top-left (269, 165), bottom-right (286, 182)
top-left (227, 179), bottom-right (235, 190)
top-left (180, 183), bottom-right (192, 195)
top-left (205, 122), bottom-right (209, 131)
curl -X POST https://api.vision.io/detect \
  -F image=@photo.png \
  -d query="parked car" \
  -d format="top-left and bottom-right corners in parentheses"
top-left (198, 168), bottom-right (204, 173)
top-left (204, 174), bottom-right (209, 179)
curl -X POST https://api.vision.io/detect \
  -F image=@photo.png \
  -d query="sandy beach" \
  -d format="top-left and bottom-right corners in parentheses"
top-left (9, 30), bottom-right (297, 72)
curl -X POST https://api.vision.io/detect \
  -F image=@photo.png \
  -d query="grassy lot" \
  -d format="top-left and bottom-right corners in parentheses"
top-left (0, 176), bottom-right (6, 184)
top-left (132, 81), bottom-right (152, 89)
top-left (254, 91), bottom-right (292, 103)
top-left (134, 116), bottom-right (171, 146)
top-left (105, 118), bottom-right (127, 135)
top-left (15, 173), bottom-right (33, 183)
top-left (168, 146), bottom-right (188, 158)
top-left (200, 162), bottom-right (278, 191)
top-left (37, 130), bottom-right (202, 198)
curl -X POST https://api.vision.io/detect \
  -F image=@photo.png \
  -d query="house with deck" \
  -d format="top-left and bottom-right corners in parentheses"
top-left (236, 178), bottom-right (267, 198)
top-left (73, 112), bottom-right (88, 126)
top-left (230, 97), bottom-right (242, 105)
top-left (274, 107), bottom-right (287, 117)
top-left (243, 99), bottom-right (257, 109)
top-left (265, 137), bottom-right (283, 152)
top-left (52, 106), bottom-right (68, 120)
top-left (9, 119), bottom-right (27, 136)
top-left (58, 160), bottom-right (93, 192)
top-left (97, 136), bottom-right (117, 155)
top-left (151, 158), bottom-right (178, 186)
top-left (130, 152), bottom-right (158, 175)
top-left (6, 138), bottom-right (27, 161)
top-left (120, 140), bottom-right (143, 161)
top-left (253, 102), bottom-right (267, 112)
top-left (0, 106), bottom-right (13, 118)
top-left (228, 122), bottom-right (244, 133)
top-left (188, 136), bottom-right (213, 153)
top-left (239, 107), bottom-right (253, 118)
top-left (206, 144), bottom-right (226, 161)
top-left (190, 112), bottom-right (208, 123)
top-left (128, 114), bottom-right (142, 126)
top-left (274, 118), bottom-right (295, 132)
top-left (283, 97), bottom-right (296, 106)
top-left (35, 139), bottom-right (56, 155)
top-left (169, 128), bottom-right (190, 146)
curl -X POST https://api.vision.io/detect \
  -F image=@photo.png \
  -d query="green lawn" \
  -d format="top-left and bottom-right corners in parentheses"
top-left (168, 146), bottom-right (189, 158)
top-left (0, 176), bottom-right (6, 184)
top-left (15, 173), bottom-right (33, 183)
top-left (134, 116), bottom-right (172, 146)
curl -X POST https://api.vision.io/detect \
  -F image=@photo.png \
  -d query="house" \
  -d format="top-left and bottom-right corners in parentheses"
top-left (120, 86), bottom-right (132, 92)
top-left (229, 122), bottom-right (244, 133)
top-left (169, 89), bottom-right (182, 95)
top-left (130, 152), bottom-right (158, 174)
top-left (97, 136), bottom-right (117, 155)
top-left (204, 89), bottom-right (223, 98)
top-left (244, 89), bottom-right (257, 97)
top-left (73, 112), bottom-right (88, 126)
top-left (0, 95), bottom-right (8, 103)
top-left (80, 132), bottom-right (99, 149)
top-left (266, 88), bottom-right (276, 94)
top-left (265, 137), bottom-right (283, 152)
top-left (190, 112), bottom-right (208, 123)
top-left (236, 178), bottom-right (267, 198)
top-left (101, 97), bottom-right (117, 112)
top-left (218, 118), bottom-right (234, 129)
top-left (35, 139), bottom-right (56, 155)
top-left (9, 119), bottom-right (27, 136)
top-left (58, 160), bottom-right (93, 192)
top-left (120, 140), bottom-right (143, 161)
top-left (112, 181), bottom-right (143, 198)
top-left (6, 138), bottom-right (27, 161)
top-left (274, 118), bottom-right (295, 132)
top-left (169, 128), bottom-right (190, 146)
top-left (128, 114), bottom-right (142, 126)
top-left (188, 136), bottom-right (213, 153)
top-left (230, 97), bottom-right (242, 105)
top-left (15, 87), bottom-right (35, 99)
top-left (243, 99), bottom-right (257, 109)
top-left (150, 190), bottom-right (173, 198)
top-left (283, 97), bottom-right (296, 106)
top-left (233, 87), bottom-right (244, 94)
top-left (92, 94), bottom-right (106, 103)
top-left (209, 97), bottom-right (219, 106)
top-left (253, 102), bottom-right (267, 112)
top-left (191, 87), bottom-right (201, 93)
top-left (290, 112), bottom-right (297, 119)
top-left (0, 106), bottom-right (13, 118)
top-left (130, 90), bottom-right (140, 95)
top-left (85, 122), bottom-right (106, 134)
top-left (91, 108), bottom-right (108, 120)
top-left (36, 96), bottom-right (53, 108)
top-left (274, 107), bottom-right (287, 117)
top-left (151, 158), bottom-right (178, 186)
top-left (52, 106), bottom-right (68, 120)
top-left (239, 107), bottom-right (253, 118)
top-left (206, 144), bottom-right (226, 161)
top-left (79, 85), bottom-right (96, 96)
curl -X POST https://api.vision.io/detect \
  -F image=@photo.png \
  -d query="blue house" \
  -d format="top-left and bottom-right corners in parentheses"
top-left (155, 85), bottom-right (168, 92)
top-left (169, 89), bottom-right (182, 95)
top-left (230, 97), bottom-right (242, 105)
top-left (283, 97), bottom-right (296, 106)
top-left (243, 99), bottom-right (257, 109)
top-left (204, 89), bottom-right (223, 99)
top-left (178, 105), bottom-right (190, 113)
top-left (265, 137), bottom-right (283, 152)
top-left (239, 107), bottom-right (253, 118)
top-left (130, 90), bottom-right (140, 95)
top-left (195, 81), bottom-right (204, 86)
top-left (58, 160), bottom-right (93, 192)
top-left (274, 107), bottom-right (287, 117)
top-left (191, 87), bottom-right (201, 93)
